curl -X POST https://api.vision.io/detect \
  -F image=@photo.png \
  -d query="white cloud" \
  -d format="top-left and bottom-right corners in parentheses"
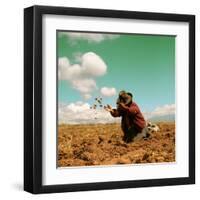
top-left (82, 52), bottom-right (107, 76)
top-left (59, 102), bottom-right (175, 125)
top-left (58, 52), bottom-right (107, 97)
top-left (152, 104), bottom-right (175, 116)
top-left (59, 62), bottom-right (83, 81)
top-left (144, 104), bottom-right (175, 119)
top-left (100, 87), bottom-right (117, 97)
top-left (59, 52), bottom-right (107, 80)
top-left (58, 102), bottom-right (120, 124)
top-left (59, 32), bottom-right (119, 43)
top-left (66, 101), bottom-right (90, 112)
top-left (82, 94), bottom-right (92, 100)
top-left (71, 78), bottom-right (97, 94)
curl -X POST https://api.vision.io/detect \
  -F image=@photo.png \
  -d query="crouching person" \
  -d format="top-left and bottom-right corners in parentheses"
top-left (104, 90), bottom-right (147, 143)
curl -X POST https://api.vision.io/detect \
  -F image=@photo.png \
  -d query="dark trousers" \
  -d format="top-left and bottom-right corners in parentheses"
top-left (123, 126), bottom-right (139, 143)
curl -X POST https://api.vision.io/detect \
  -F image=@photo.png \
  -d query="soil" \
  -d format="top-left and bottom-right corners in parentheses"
top-left (58, 122), bottom-right (175, 167)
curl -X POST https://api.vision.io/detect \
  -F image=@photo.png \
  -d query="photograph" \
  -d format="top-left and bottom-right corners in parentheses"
top-left (24, 5), bottom-right (195, 193)
top-left (57, 31), bottom-right (176, 167)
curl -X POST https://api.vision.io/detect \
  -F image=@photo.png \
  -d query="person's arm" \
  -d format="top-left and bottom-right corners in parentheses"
top-left (110, 109), bottom-right (121, 117)
top-left (118, 103), bottom-right (137, 116)
top-left (104, 105), bottom-right (121, 117)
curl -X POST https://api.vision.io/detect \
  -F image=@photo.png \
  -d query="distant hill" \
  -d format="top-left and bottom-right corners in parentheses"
top-left (148, 114), bottom-right (175, 122)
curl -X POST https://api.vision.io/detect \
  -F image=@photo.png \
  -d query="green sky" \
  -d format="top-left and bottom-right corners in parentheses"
top-left (57, 32), bottom-right (175, 112)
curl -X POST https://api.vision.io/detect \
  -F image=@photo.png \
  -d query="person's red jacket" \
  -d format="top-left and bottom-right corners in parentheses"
top-left (111, 102), bottom-right (146, 133)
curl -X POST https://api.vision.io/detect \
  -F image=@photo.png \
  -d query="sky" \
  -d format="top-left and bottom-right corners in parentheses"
top-left (57, 31), bottom-right (175, 124)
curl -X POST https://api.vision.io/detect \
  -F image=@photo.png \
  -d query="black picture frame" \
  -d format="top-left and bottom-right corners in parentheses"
top-left (24, 5), bottom-right (195, 194)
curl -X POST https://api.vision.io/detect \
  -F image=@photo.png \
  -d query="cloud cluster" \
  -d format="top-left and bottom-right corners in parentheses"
top-left (82, 94), bottom-right (92, 100)
top-left (59, 32), bottom-right (119, 43)
top-left (65, 101), bottom-right (90, 112)
top-left (58, 52), bottom-right (107, 99)
top-left (59, 102), bottom-right (175, 125)
top-left (100, 87), bottom-right (117, 97)
top-left (58, 102), bottom-right (120, 124)
top-left (144, 104), bottom-right (175, 119)
top-left (152, 104), bottom-right (175, 116)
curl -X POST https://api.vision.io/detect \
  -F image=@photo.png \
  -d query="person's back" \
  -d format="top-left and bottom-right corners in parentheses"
top-left (121, 102), bottom-right (146, 135)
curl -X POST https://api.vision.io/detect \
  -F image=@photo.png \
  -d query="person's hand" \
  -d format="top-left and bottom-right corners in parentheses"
top-left (104, 104), bottom-right (113, 112)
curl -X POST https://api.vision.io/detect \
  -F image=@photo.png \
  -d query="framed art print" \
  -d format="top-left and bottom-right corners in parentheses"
top-left (24, 5), bottom-right (195, 194)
